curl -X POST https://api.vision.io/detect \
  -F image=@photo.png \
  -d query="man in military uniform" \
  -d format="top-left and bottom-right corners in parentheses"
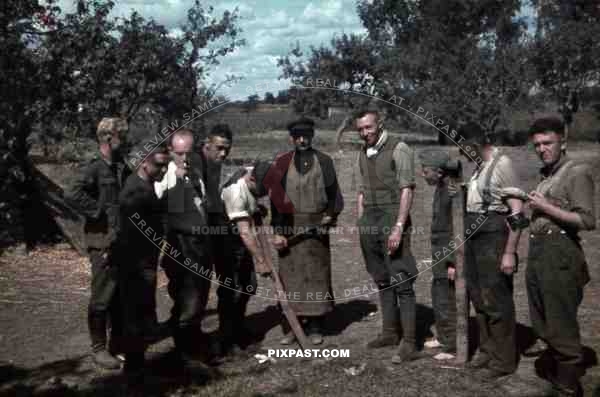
top-left (419, 149), bottom-right (459, 360)
top-left (460, 122), bottom-right (525, 379)
top-left (66, 117), bottom-right (130, 369)
top-left (114, 144), bottom-right (169, 376)
top-left (267, 117), bottom-right (343, 345)
top-left (354, 110), bottom-right (419, 364)
top-left (527, 117), bottom-right (596, 396)
top-left (155, 129), bottom-right (212, 364)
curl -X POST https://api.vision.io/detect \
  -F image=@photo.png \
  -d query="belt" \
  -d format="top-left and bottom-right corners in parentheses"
top-left (529, 229), bottom-right (567, 238)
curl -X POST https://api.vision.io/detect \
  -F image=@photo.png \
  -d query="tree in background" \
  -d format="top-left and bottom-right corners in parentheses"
top-left (0, 0), bottom-right (243, 247)
top-left (279, 0), bottom-right (546, 144)
top-left (264, 92), bottom-right (276, 104)
top-left (531, 0), bottom-right (600, 139)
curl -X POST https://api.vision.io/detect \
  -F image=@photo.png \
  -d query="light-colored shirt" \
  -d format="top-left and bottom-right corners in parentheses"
top-left (221, 177), bottom-right (257, 221)
top-left (466, 147), bottom-right (518, 214)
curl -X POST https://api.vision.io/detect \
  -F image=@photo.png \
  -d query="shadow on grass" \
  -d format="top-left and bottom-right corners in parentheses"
top-left (0, 350), bottom-right (224, 397)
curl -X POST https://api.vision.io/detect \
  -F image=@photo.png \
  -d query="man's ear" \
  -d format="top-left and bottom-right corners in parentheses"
top-left (560, 139), bottom-right (567, 152)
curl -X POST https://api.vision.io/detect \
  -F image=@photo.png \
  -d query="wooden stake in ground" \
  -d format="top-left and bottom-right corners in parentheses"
top-left (453, 181), bottom-right (470, 364)
top-left (254, 218), bottom-right (310, 350)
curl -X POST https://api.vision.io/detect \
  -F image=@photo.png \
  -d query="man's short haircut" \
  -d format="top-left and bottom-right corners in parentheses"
top-left (459, 121), bottom-right (495, 145)
top-left (96, 117), bottom-right (128, 143)
top-left (528, 116), bottom-right (565, 137)
top-left (252, 160), bottom-right (272, 198)
top-left (354, 109), bottom-right (380, 122)
top-left (132, 142), bottom-right (169, 164)
top-left (208, 123), bottom-right (233, 142)
top-left (170, 128), bottom-right (194, 146)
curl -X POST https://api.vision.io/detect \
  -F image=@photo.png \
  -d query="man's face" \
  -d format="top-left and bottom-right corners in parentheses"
top-left (289, 134), bottom-right (313, 151)
top-left (531, 131), bottom-right (563, 166)
top-left (204, 136), bottom-right (231, 163)
top-left (356, 113), bottom-right (382, 147)
top-left (170, 134), bottom-right (194, 172)
top-left (144, 153), bottom-right (170, 182)
top-left (109, 131), bottom-right (124, 153)
top-left (421, 166), bottom-right (441, 186)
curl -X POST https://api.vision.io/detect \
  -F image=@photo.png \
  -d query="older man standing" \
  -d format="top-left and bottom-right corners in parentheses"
top-left (354, 110), bottom-right (419, 364)
top-left (155, 129), bottom-right (212, 365)
top-left (527, 117), bottom-right (596, 396)
top-left (267, 117), bottom-right (343, 345)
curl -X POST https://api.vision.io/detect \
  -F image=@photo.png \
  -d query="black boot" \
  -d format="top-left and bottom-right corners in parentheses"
top-left (89, 311), bottom-right (120, 369)
top-left (392, 293), bottom-right (417, 364)
top-left (368, 288), bottom-right (400, 348)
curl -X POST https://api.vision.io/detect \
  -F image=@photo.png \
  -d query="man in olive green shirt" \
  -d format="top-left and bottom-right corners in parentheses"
top-left (527, 116), bottom-right (596, 396)
top-left (354, 110), bottom-right (419, 363)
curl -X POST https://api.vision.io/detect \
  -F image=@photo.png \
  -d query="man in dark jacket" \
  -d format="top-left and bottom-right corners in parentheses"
top-left (155, 129), bottom-right (212, 364)
top-left (66, 117), bottom-right (130, 369)
top-left (113, 143), bottom-right (169, 376)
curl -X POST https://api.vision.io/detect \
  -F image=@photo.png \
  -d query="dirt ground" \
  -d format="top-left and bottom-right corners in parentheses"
top-left (1, 131), bottom-right (600, 397)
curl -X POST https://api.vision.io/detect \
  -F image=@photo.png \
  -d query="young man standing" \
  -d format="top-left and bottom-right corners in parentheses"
top-left (67, 117), bottom-right (130, 369)
top-left (113, 144), bottom-right (169, 376)
top-left (460, 122), bottom-right (524, 380)
top-left (527, 117), bottom-right (596, 396)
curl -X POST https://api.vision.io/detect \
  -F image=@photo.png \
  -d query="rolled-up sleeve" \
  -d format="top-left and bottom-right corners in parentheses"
top-left (569, 165), bottom-right (596, 230)
top-left (392, 142), bottom-right (416, 190)
top-left (222, 183), bottom-right (250, 221)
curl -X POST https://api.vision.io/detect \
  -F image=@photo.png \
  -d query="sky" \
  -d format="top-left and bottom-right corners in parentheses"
top-left (55, 0), bottom-right (535, 101)
top-left (56, 0), bottom-right (367, 101)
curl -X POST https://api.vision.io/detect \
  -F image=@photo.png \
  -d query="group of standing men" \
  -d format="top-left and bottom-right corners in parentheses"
top-left (68, 110), bottom-right (595, 396)
top-left (352, 110), bottom-right (595, 396)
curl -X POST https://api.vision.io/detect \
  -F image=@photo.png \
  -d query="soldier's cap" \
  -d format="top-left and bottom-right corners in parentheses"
top-left (528, 115), bottom-right (565, 137)
top-left (459, 121), bottom-right (495, 145)
top-left (97, 117), bottom-right (128, 142)
top-left (287, 117), bottom-right (315, 137)
top-left (418, 149), bottom-right (450, 169)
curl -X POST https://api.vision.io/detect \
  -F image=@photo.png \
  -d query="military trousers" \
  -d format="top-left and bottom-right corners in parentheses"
top-left (464, 213), bottom-right (517, 373)
top-left (88, 248), bottom-right (123, 353)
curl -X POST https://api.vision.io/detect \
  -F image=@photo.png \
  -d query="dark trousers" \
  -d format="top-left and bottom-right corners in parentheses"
top-left (213, 233), bottom-right (257, 346)
top-left (431, 263), bottom-right (457, 352)
top-left (163, 233), bottom-right (211, 353)
top-left (88, 248), bottom-right (122, 353)
top-left (527, 231), bottom-right (589, 384)
top-left (359, 207), bottom-right (417, 338)
top-left (464, 213), bottom-right (517, 373)
top-left (118, 257), bottom-right (157, 356)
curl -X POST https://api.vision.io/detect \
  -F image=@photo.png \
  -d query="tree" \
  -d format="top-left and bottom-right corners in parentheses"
top-left (276, 90), bottom-right (290, 104)
top-left (279, 0), bottom-right (536, 144)
top-left (264, 92), bottom-right (276, 104)
top-left (530, 0), bottom-right (600, 138)
top-left (0, 0), bottom-right (244, 247)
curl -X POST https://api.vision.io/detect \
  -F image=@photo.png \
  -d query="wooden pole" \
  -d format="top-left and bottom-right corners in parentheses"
top-left (254, 219), bottom-right (310, 350)
top-left (453, 182), bottom-right (470, 364)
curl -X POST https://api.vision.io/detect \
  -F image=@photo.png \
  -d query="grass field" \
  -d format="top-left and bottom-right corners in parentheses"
top-left (2, 129), bottom-right (600, 396)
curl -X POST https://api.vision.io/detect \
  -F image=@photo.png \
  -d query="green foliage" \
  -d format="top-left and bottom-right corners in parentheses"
top-left (0, 0), bottom-right (244, 246)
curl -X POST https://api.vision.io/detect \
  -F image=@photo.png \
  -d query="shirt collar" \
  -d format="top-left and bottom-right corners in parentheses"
top-left (365, 130), bottom-right (388, 158)
top-left (540, 155), bottom-right (570, 178)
